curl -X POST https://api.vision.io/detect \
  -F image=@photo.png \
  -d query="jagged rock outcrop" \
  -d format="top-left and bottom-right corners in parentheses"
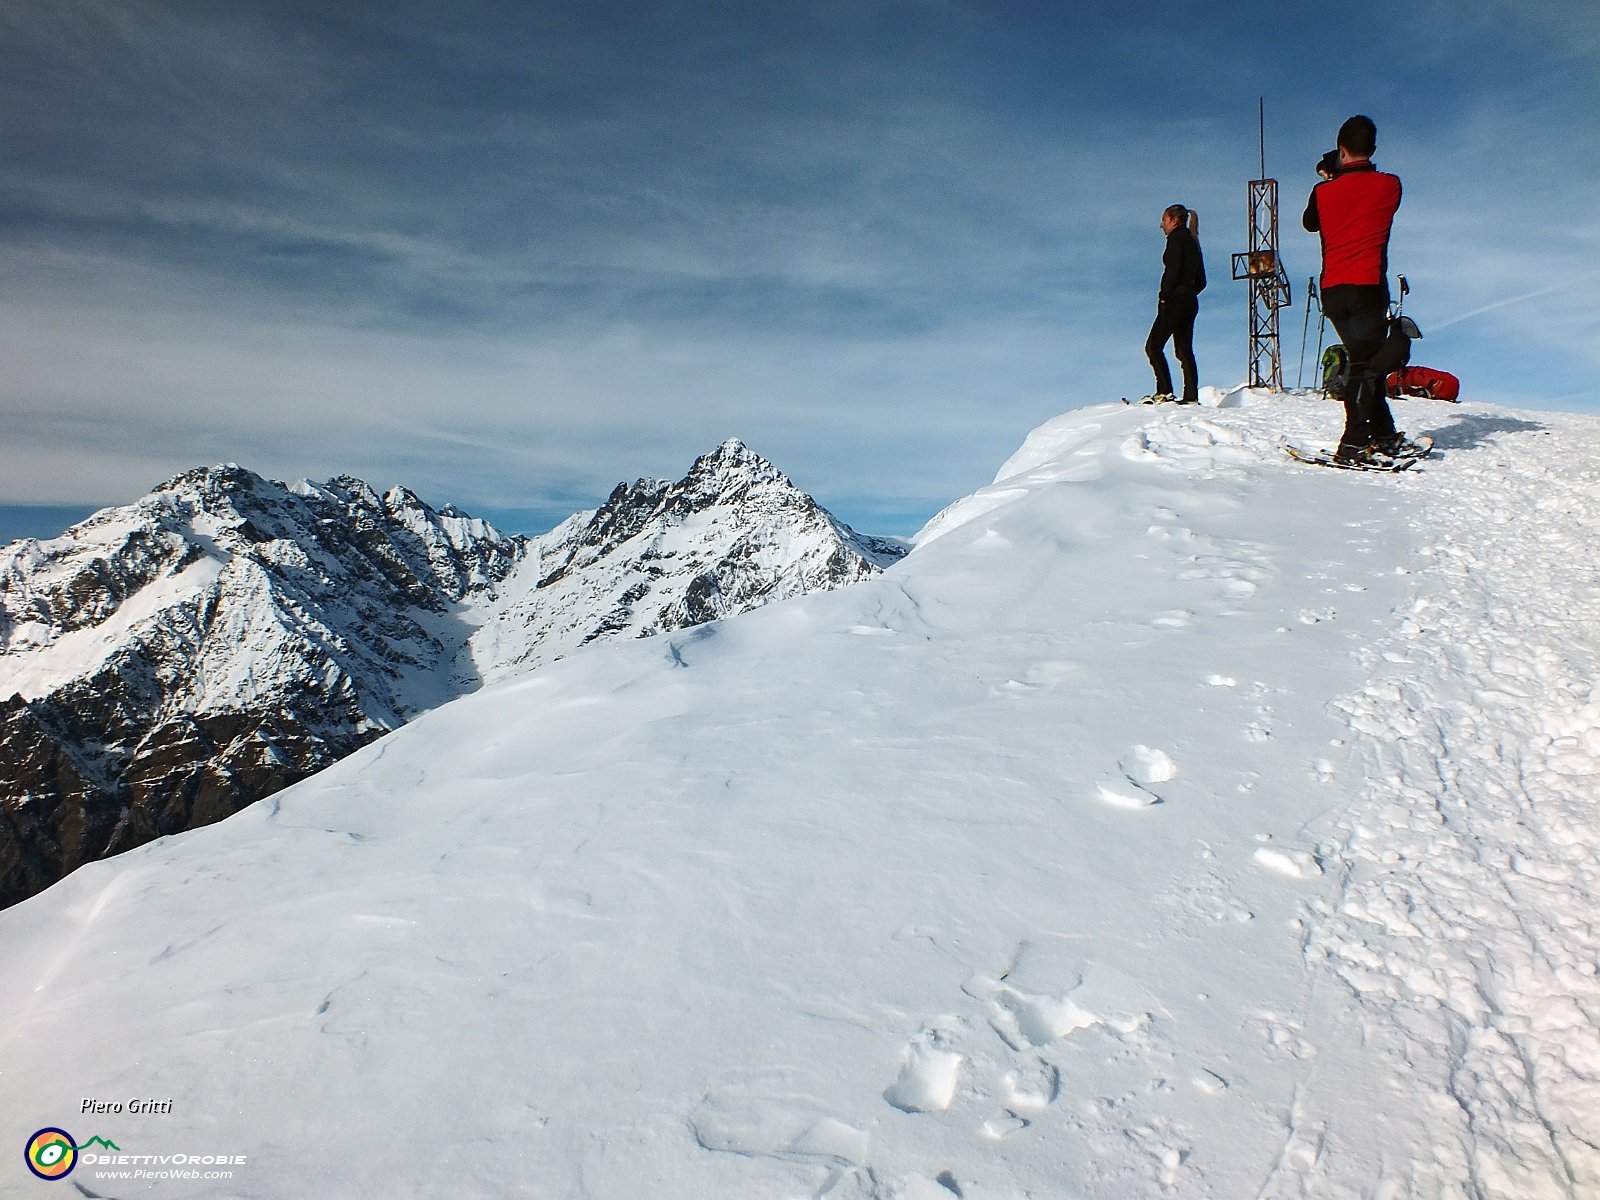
top-left (0, 444), bottom-right (905, 908)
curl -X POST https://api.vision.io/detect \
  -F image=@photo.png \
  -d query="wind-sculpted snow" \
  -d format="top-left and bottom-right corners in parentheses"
top-left (1, 392), bottom-right (1596, 1198)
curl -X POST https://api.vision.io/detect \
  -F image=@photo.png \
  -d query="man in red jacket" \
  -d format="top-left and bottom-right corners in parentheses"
top-left (1303, 115), bottom-right (1410, 463)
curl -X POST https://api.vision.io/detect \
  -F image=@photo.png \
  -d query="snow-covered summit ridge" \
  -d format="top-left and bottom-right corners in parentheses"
top-left (4, 388), bottom-right (1596, 1196)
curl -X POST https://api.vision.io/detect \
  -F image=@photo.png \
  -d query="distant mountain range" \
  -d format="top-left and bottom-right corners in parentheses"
top-left (0, 440), bottom-right (905, 909)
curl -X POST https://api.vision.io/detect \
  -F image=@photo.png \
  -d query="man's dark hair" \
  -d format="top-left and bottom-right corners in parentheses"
top-left (1337, 115), bottom-right (1377, 158)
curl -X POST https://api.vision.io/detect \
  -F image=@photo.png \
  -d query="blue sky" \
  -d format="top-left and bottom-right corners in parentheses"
top-left (2, 0), bottom-right (1596, 540)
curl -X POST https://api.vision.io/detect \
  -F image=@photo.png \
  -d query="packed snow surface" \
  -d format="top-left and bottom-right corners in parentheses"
top-left (2, 390), bottom-right (1597, 1198)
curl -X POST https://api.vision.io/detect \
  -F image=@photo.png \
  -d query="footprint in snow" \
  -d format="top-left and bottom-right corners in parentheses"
top-left (1095, 744), bottom-right (1178, 808)
top-left (1121, 745), bottom-right (1178, 784)
top-left (1094, 778), bottom-right (1162, 808)
top-left (689, 1094), bottom-right (870, 1165)
top-left (982, 1113), bottom-right (1030, 1141)
top-left (1001, 1059), bottom-right (1062, 1109)
top-left (990, 986), bottom-right (1099, 1051)
top-left (1253, 845), bottom-right (1324, 879)
top-left (884, 1026), bottom-right (965, 1114)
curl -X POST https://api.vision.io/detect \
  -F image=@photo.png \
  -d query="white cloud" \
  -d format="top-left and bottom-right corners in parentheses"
top-left (3, 0), bottom-right (1596, 530)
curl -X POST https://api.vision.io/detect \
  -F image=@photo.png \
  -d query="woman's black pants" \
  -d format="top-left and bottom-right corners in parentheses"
top-left (1145, 296), bottom-right (1198, 402)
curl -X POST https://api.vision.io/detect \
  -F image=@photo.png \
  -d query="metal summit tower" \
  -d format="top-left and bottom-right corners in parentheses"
top-left (1232, 100), bottom-right (1292, 389)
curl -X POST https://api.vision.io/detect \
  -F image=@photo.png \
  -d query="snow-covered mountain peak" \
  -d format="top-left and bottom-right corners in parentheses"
top-left (468, 440), bottom-right (908, 681)
top-left (146, 462), bottom-right (278, 524)
top-left (571, 438), bottom-right (801, 553)
top-left (683, 436), bottom-right (788, 491)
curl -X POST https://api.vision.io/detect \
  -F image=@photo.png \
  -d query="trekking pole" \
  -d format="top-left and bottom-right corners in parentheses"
top-left (1311, 280), bottom-right (1327, 388)
top-left (1296, 276), bottom-right (1317, 389)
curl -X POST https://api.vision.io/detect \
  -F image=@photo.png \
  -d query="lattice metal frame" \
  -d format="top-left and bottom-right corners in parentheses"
top-left (1232, 178), bottom-right (1292, 390)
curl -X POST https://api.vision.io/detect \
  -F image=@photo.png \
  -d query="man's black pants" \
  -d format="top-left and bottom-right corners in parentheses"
top-left (1322, 284), bottom-right (1398, 451)
top-left (1145, 295), bottom-right (1198, 403)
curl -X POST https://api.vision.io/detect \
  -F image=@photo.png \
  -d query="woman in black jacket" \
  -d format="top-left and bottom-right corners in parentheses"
top-left (1143, 204), bottom-right (1206, 404)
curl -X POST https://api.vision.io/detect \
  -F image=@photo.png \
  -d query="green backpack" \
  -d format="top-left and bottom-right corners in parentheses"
top-left (1321, 344), bottom-right (1349, 394)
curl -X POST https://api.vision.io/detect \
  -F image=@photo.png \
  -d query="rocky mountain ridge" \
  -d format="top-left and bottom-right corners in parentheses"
top-left (470, 439), bottom-right (907, 680)
top-left (0, 442), bottom-right (905, 908)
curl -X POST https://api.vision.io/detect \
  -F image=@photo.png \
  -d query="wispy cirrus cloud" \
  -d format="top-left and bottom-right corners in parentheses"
top-left (3, 0), bottom-right (1597, 532)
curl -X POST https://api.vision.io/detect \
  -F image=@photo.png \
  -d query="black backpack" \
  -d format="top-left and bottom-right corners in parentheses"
top-left (1370, 314), bottom-right (1421, 379)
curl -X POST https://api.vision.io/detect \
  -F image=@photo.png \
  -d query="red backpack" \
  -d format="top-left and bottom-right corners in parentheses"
top-left (1386, 366), bottom-right (1460, 402)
